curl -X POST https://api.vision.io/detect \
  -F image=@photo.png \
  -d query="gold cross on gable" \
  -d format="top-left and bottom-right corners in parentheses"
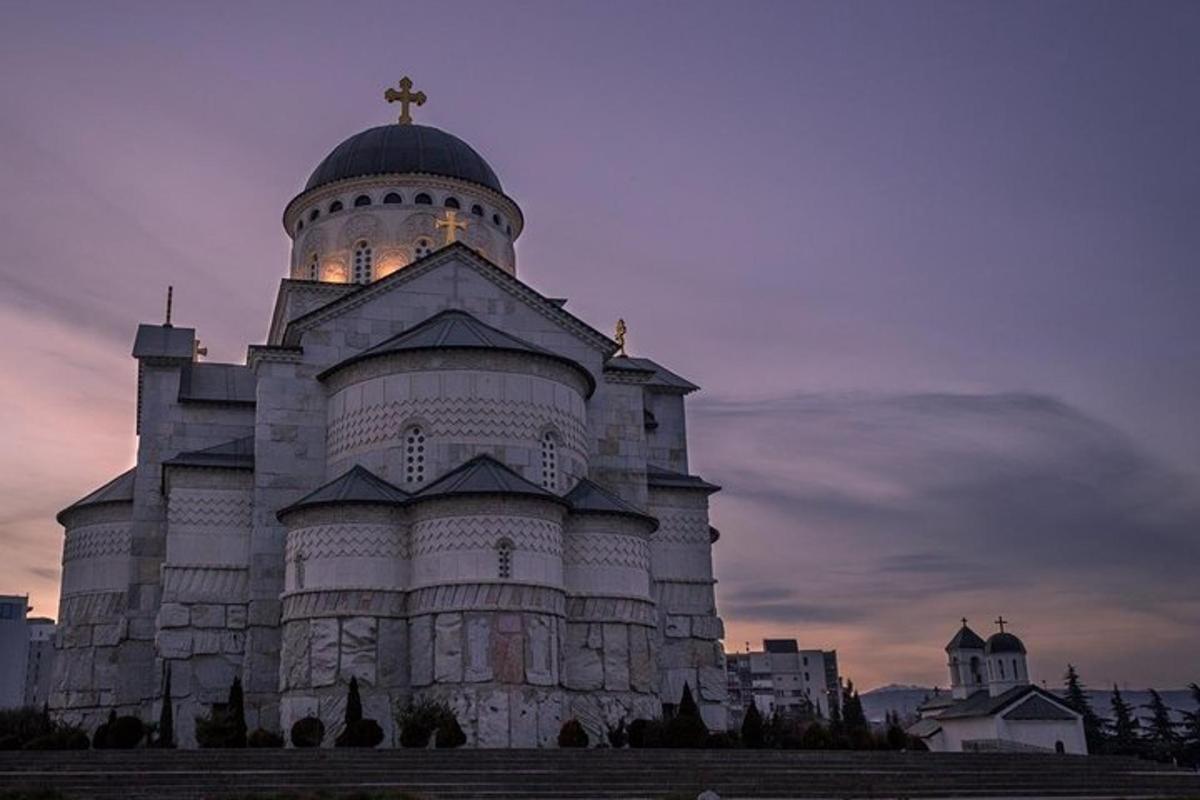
top-left (384, 77), bottom-right (427, 125)
top-left (436, 209), bottom-right (467, 245)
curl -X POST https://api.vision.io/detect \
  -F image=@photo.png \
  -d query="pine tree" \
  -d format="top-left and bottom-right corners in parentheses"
top-left (158, 662), bottom-right (175, 749)
top-left (1144, 688), bottom-right (1178, 761)
top-left (1063, 664), bottom-right (1104, 752)
top-left (1109, 685), bottom-right (1141, 756)
top-left (1183, 683), bottom-right (1200, 766)
top-left (345, 676), bottom-right (363, 726)
top-left (740, 701), bottom-right (765, 748)
top-left (228, 676), bottom-right (247, 748)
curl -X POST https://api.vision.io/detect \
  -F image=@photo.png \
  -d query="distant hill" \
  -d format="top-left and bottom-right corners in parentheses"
top-left (860, 684), bottom-right (1199, 725)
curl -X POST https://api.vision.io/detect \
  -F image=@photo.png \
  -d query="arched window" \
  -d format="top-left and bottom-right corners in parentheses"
top-left (404, 425), bottom-right (426, 484)
top-left (415, 193), bottom-right (432, 205)
top-left (414, 238), bottom-right (434, 259)
top-left (506, 224), bottom-right (512, 236)
top-left (998, 659), bottom-right (1006, 679)
top-left (1012, 658), bottom-right (1019, 679)
top-left (383, 192), bottom-right (402, 204)
top-left (540, 432), bottom-right (559, 490)
top-left (470, 204), bottom-right (484, 217)
top-left (329, 200), bottom-right (344, 213)
top-left (444, 196), bottom-right (460, 209)
top-left (296, 219), bottom-right (304, 233)
top-left (354, 194), bottom-right (372, 207)
top-left (492, 213), bottom-right (502, 226)
top-left (308, 253), bottom-right (319, 281)
top-left (496, 538), bottom-right (514, 579)
top-left (309, 209), bottom-right (320, 222)
top-left (294, 553), bottom-right (306, 590)
top-left (352, 241), bottom-right (373, 284)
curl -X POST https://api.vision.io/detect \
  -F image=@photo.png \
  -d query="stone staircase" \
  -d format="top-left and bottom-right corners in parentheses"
top-left (1, 749), bottom-right (1198, 799)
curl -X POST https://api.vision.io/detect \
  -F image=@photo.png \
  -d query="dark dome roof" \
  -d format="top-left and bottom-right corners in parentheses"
top-left (985, 632), bottom-right (1027, 655)
top-left (304, 124), bottom-right (503, 194)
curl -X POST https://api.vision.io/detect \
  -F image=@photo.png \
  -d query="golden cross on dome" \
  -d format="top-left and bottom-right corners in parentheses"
top-left (436, 209), bottom-right (467, 245)
top-left (615, 318), bottom-right (628, 356)
top-left (384, 77), bottom-right (427, 125)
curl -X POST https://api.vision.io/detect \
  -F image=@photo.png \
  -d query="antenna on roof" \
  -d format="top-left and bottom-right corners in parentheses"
top-left (165, 286), bottom-right (174, 328)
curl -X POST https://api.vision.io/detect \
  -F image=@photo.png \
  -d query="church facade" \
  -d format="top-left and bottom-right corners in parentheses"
top-left (49, 83), bottom-right (728, 747)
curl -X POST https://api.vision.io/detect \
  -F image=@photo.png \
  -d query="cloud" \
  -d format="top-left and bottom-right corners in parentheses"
top-left (692, 392), bottom-right (1200, 688)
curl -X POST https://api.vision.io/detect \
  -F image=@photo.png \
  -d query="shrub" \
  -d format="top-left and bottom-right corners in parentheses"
top-left (336, 718), bottom-right (384, 748)
top-left (705, 731), bottom-right (738, 749)
top-left (247, 728), bottom-right (285, 748)
top-left (107, 716), bottom-right (145, 749)
top-left (397, 699), bottom-right (459, 749)
top-left (740, 703), bottom-right (765, 749)
top-left (0, 707), bottom-right (56, 750)
top-left (627, 718), bottom-right (666, 749)
top-left (800, 721), bottom-right (832, 749)
top-left (290, 716), bottom-right (325, 748)
top-left (435, 715), bottom-right (466, 749)
top-left (22, 728), bottom-right (89, 750)
top-left (606, 719), bottom-right (628, 749)
top-left (92, 710), bottom-right (117, 749)
top-left (195, 676), bottom-right (248, 748)
top-left (663, 684), bottom-right (708, 748)
top-left (557, 718), bottom-right (589, 748)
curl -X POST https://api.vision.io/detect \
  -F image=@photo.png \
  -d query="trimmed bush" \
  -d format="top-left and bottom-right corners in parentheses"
top-left (705, 731), bottom-right (738, 749)
top-left (557, 718), bottom-right (589, 748)
top-left (627, 718), bottom-right (666, 749)
top-left (397, 699), bottom-right (459, 749)
top-left (247, 728), bottom-right (285, 748)
top-left (92, 710), bottom-right (117, 749)
top-left (22, 728), bottom-right (89, 750)
top-left (195, 676), bottom-right (248, 748)
top-left (435, 715), bottom-right (466, 749)
top-left (336, 719), bottom-right (384, 748)
top-left (107, 716), bottom-right (145, 749)
top-left (290, 716), bottom-right (325, 748)
top-left (606, 719), bottom-right (628, 749)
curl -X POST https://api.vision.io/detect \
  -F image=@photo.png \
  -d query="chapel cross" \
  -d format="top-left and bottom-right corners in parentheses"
top-left (961, 617), bottom-right (969, 628)
top-left (995, 616), bottom-right (1008, 633)
top-left (384, 77), bottom-right (427, 125)
top-left (436, 209), bottom-right (467, 245)
top-left (615, 318), bottom-right (628, 356)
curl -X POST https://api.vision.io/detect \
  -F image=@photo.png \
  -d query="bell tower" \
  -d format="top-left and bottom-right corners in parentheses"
top-left (945, 618), bottom-right (986, 699)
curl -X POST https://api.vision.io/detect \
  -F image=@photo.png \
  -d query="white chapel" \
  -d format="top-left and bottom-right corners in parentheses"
top-left (49, 80), bottom-right (729, 747)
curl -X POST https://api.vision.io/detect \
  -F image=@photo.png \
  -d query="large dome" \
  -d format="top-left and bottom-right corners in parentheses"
top-left (985, 632), bottom-right (1027, 654)
top-left (304, 124), bottom-right (503, 194)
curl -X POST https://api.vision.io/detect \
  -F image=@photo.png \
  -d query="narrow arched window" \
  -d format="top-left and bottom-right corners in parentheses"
top-left (1012, 658), bottom-right (1019, 679)
top-left (540, 432), bottom-right (558, 490)
top-left (470, 204), bottom-right (484, 217)
top-left (294, 553), bottom-right (306, 590)
top-left (444, 197), bottom-right (460, 209)
top-left (308, 253), bottom-right (319, 281)
top-left (309, 209), bottom-right (320, 222)
top-left (492, 213), bottom-right (501, 226)
top-left (296, 219), bottom-right (304, 233)
top-left (352, 241), bottom-right (373, 284)
top-left (354, 194), bottom-right (372, 207)
top-left (496, 538), bottom-right (513, 579)
top-left (415, 193), bottom-right (432, 205)
top-left (404, 425), bottom-right (426, 484)
top-left (414, 238), bottom-right (434, 259)
top-left (383, 192), bottom-right (402, 204)
top-left (506, 224), bottom-right (512, 236)
top-left (998, 659), bottom-right (1006, 679)
top-left (329, 200), bottom-right (343, 213)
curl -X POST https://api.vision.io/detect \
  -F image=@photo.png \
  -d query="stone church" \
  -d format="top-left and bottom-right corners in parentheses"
top-left (50, 81), bottom-right (729, 747)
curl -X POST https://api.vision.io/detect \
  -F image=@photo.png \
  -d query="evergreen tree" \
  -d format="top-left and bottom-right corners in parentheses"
top-left (227, 676), bottom-right (247, 748)
top-left (1108, 685), bottom-right (1141, 756)
top-left (1062, 664), bottom-right (1104, 752)
top-left (1143, 688), bottom-right (1178, 761)
top-left (1182, 683), bottom-right (1200, 766)
top-left (740, 702), bottom-right (765, 748)
top-left (345, 676), bottom-right (363, 726)
top-left (158, 662), bottom-right (174, 749)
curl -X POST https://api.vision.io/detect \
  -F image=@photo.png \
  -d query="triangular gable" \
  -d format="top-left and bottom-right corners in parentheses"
top-left (281, 243), bottom-right (617, 355)
top-left (1001, 692), bottom-right (1080, 721)
top-left (414, 454), bottom-right (566, 505)
top-left (278, 464), bottom-right (409, 518)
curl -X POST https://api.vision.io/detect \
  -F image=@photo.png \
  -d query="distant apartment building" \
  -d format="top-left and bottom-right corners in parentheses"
top-left (0, 595), bottom-right (57, 709)
top-left (726, 638), bottom-right (840, 727)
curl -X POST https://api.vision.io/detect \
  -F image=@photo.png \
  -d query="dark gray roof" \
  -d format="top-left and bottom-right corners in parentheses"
top-left (413, 454), bottom-right (565, 505)
top-left (605, 356), bottom-right (699, 393)
top-left (946, 623), bottom-right (986, 652)
top-left (646, 464), bottom-right (720, 494)
top-left (918, 692), bottom-right (957, 712)
top-left (132, 324), bottom-right (195, 360)
top-left (907, 718), bottom-right (942, 738)
top-left (278, 465), bottom-right (409, 518)
top-left (564, 478), bottom-right (657, 529)
top-left (57, 468), bottom-right (136, 524)
top-left (164, 436), bottom-right (255, 470)
top-left (318, 308), bottom-right (595, 396)
top-left (179, 363), bottom-right (256, 405)
top-left (985, 631), bottom-right (1027, 655)
top-left (304, 124), bottom-right (503, 194)
top-left (938, 685), bottom-right (1074, 721)
top-left (764, 639), bottom-right (800, 654)
top-left (1003, 694), bottom-right (1078, 721)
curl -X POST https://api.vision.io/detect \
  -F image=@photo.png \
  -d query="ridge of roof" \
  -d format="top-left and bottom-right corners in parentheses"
top-left (277, 464), bottom-right (410, 519)
top-left (564, 478), bottom-right (658, 530)
top-left (605, 356), bottom-right (699, 393)
top-left (282, 244), bottom-right (617, 355)
top-left (937, 685), bottom-right (1074, 720)
top-left (412, 454), bottom-right (567, 506)
top-left (646, 463), bottom-right (721, 493)
top-left (56, 468), bottom-right (136, 525)
top-left (164, 436), bottom-right (255, 470)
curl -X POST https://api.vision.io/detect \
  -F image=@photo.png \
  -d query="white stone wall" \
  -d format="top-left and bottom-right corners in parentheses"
top-left (563, 516), bottom-right (652, 599)
top-left (644, 391), bottom-right (689, 474)
top-left (61, 510), bottom-right (132, 598)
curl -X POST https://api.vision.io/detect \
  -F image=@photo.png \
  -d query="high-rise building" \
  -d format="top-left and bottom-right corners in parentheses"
top-left (25, 617), bottom-right (57, 708)
top-left (725, 638), bottom-right (840, 728)
top-left (0, 595), bottom-right (31, 709)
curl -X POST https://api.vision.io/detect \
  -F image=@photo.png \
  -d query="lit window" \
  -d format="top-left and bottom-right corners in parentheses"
top-left (352, 241), bottom-right (373, 284)
top-left (496, 538), bottom-right (513, 579)
top-left (444, 197), bottom-right (460, 209)
top-left (383, 192), bottom-right (402, 204)
top-left (540, 432), bottom-right (558, 490)
top-left (404, 426), bottom-right (426, 484)
top-left (329, 200), bottom-right (343, 213)
top-left (414, 238), bottom-right (433, 259)
top-left (415, 193), bottom-right (432, 205)
top-left (308, 253), bottom-right (319, 281)
top-left (354, 195), bottom-right (372, 207)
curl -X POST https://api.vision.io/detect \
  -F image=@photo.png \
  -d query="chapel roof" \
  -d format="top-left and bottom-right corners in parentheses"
top-left (56, 468), bottom-right (136, 524)
top-left (945, 623), bottom-right (987, 652)
top-left (937, 685), bottom-right (1076, 721)
top-left (316, 307), bottom-right (596, 396)
top-left (163, 436), bottom-right (255, 470)
top-left (564, 478), bottom-right (658, 530)
top-left (413, 454), bottom-right (566, 506)
top-left (646, 464), bottom-right (721, 494)
top-left (605, 356), bottom-right (700, 393)
top-left (178, 363), bottom-right (256, 405)
top-left (277, 464), bottom-right (410, 518)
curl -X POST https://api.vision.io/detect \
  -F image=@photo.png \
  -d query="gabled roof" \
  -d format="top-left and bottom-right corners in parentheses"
top-left (906, 718), bottom-right (942, 739)
top-left (946, 623), bottom-right (986, 652)
top-left (1002, 694), bottom-right (1079, 721)
top-left (283, 243), bottom-right (617, 355)
top-left (646, 464), bottom-right (721, 494)
top-left (605, 356), bottom-right (699, 393)
top-left (277, 465), bottom-right (409, 519)
top-left (178, 363), bottom-right (256, 405)
top-left (564, 478), bottom-right (658, 530)
top-left (938, 685), bottom-right (1078, 721)
top-left (316, 308), bottom-right (595, 395)
top-left (413, 454), bottom-right (566, 506)
top-left (163, 436), bottom-right (255, 470)
top-left (56, 468), bottom-right (136, 524)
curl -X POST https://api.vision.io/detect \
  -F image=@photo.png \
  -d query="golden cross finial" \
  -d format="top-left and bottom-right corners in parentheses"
top-left (436, 209), bottom-right (467, 245)
top-left (384, 77), bottom-right (426, 125)
top-left (615, 318), bottom-right (628, 356)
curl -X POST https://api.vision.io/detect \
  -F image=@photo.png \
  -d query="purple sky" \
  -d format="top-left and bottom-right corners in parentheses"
top-left (1, 1), bottom-right (1198, 690)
